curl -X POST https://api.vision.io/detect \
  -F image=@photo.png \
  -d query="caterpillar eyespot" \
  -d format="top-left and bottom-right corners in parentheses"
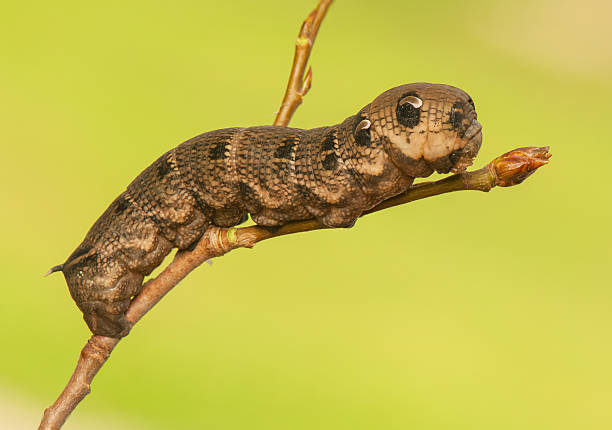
top-left (52, 83), bottom-right (482, 338)
top-left (396, 93), bottom-right (422, 128)
top-left (354, 117), bottom-right (372, 147)
top-left (355, 119), bottom-right (371, 131)
top-left (399, 95), bottom-right (422, 108)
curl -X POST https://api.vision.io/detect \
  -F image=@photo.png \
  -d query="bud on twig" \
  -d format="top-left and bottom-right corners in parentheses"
top-left (490, 147), bottom-right (551, 187)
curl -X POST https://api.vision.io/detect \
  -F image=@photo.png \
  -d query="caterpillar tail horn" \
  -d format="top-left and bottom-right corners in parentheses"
top-left (45, 264), bottom-right (64, 277)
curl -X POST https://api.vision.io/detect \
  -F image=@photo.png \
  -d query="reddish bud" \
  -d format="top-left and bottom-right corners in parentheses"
top-left (491, 147), bottom-right (551, 187)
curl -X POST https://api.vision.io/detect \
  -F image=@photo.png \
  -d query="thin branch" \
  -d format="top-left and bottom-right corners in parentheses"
top-left (274, 0), bottom-right (333, 126)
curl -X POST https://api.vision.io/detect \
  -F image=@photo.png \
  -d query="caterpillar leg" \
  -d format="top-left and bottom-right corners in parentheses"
top-left (63, 250), bottom-right (144, 337)
top-left (80, 296), bottom-right (133, 338)
top-left (319, 206), bottom-right (360, 228)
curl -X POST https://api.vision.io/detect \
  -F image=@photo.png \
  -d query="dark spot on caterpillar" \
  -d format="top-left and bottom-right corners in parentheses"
top-left (322, 153), bottom-right (337, 170)
top-left (467, 97), bottom-right (475, 108)
top-left (65, 244), bottom-right (95, 267)
top-left (354, 116), bottom-right (371, 147)
top-left (321, 131), bottom-right (335, 151)
top-left (114, 197), bottom-right (130, 215)
top-left (156, 157), bottom-right (172, 179)
top-left (274, 138), bottom-right (294, 159)
top-left (396, 92), bottom-right (421, 128)
top-left (448, 148), bottom-right (463, 166)
top-left (209, 139), bottom-right (227, 160)
top-left (449, 101), bottom-right (464, 130)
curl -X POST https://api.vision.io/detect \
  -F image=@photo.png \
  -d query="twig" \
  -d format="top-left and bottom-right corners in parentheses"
top-left (274, 0), bottom-right (333, 126)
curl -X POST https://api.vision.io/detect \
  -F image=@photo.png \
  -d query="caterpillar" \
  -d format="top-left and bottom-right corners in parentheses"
top-left (49, 83), bottom-right (482, 338)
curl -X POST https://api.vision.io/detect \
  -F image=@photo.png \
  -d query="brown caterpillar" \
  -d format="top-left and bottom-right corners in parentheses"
top-left (48, 83), bottom-right (482, 338)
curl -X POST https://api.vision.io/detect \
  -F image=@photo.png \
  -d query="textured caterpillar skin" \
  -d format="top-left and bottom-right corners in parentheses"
top-left (60, 83), bottom-right (482, 338)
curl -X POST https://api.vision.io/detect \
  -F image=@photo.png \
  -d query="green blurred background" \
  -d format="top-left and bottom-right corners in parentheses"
top-left (1, 0), bottom-right (611, 428)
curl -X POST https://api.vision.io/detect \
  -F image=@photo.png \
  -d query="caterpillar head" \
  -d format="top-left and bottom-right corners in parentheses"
top-left (362, 83), bottom-right (482, 177)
